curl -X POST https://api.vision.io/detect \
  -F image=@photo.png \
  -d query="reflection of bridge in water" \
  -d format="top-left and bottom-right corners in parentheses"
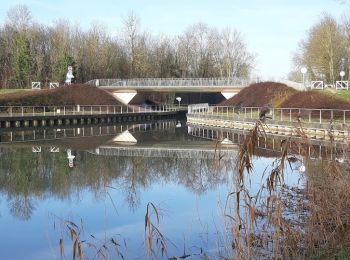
top-left (0, 120), bottom-right (238, 159)
top-left (187, 124), bottom-right (348, 161)
top-left (89, 145), bottom-right (237, 159)
top-left (0, 120), bottom-right (177, 144)
top-left (2, 118), bottom-right (345, 161)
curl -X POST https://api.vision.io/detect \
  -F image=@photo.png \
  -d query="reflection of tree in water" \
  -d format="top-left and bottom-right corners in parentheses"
top-left (0, 148), bottom-right (231, 217)
top-left (8, 195), bottom-right (35, 221)
top-left (122, 157), bottom-right (150, 211)
top-left (175, 157), bottom-right (231, 194)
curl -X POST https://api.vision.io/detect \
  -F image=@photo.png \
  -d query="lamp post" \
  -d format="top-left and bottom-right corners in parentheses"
top-left (301, 67), bottom-right (307, 88)
top-left (176, 97), bottom-right (182, 107)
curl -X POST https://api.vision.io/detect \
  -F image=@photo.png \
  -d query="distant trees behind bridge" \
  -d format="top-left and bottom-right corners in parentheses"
top-left (0, 5), bottom-right (255, 89)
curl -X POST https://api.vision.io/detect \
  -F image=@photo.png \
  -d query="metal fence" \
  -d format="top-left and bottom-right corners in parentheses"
top-left (188, 105), bottom-right (350, 126)
top-left (86, 78), bottom-right (252, 88)
top-left (0, 105), bottom-right (181, 118)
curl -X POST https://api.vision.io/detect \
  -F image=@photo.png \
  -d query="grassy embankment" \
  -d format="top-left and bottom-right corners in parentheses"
top-left (324, 88), bottom-right (350, 103)
top-left (0, 85), bottom-right (123, 106)
top-left (0, 89), bottom-right (31, 95)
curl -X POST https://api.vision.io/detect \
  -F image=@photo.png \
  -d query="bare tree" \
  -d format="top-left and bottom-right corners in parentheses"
top-left (293, 14), bottom-right (345, 83)
top-left (6, 4), bottom-right (32, 31)
top-left (0, 5), bottom-right (256, 89)
top-left (122, 11), bottom-right (140, 77)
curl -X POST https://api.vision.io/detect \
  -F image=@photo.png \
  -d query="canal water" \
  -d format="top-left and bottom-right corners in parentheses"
top-left (0, 119), bottom-right (306, 259)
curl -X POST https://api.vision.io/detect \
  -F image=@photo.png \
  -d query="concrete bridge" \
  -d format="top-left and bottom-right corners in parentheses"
top-left (86, 78), bottom-right (252, 105)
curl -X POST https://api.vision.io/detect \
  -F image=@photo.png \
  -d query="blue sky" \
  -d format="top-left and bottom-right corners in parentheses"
top-left (0, 0), bottom-right (348, 78)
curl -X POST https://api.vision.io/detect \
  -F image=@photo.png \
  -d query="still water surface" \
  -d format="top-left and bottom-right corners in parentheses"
top-left (0, 120), bottom-right (302, 259)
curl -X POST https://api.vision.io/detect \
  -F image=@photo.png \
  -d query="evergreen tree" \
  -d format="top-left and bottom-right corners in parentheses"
top-left (10, 32), bottom-right (32, 88)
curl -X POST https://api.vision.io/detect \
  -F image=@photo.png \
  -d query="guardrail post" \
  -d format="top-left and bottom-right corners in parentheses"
top-left (319, 110), bottom-right (322, 124)
top-left (280, 109), bottom-right (283, 121)
top-left (331, 110), bottom-right (333, 120)
top-left (344, 111), bottom-right (346, 125)
top-left (44, 106), bottom-right (46, 116)
top-left (33, 107), bottom-right (34, 116)
top-left (289, 109), bottom-right (291, 122)
top-left (21, 107), bottom-right (24, 117)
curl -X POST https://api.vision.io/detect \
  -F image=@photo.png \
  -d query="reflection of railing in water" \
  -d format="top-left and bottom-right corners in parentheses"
top-left (89, 146), bottom-right (237, 159)
top-left (187, 124), bottom-right (348, 160)
top-left (0, 120), bottom-right (177, 144)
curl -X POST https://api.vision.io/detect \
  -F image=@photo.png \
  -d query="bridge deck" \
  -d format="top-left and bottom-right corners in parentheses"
top-left (100, 85), bottom-right (243, 92)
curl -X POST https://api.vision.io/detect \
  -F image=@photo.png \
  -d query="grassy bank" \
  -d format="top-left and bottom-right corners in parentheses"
top-left (323, 88), bottom-right (350, 102)
top-left (0, 89), bottom-right (31, 95)
top-left (0, 85), bottom-right (123, 106)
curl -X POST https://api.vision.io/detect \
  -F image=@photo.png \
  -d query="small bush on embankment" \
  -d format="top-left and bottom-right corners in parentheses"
top-left (0, 84), bottom-right (122, 106)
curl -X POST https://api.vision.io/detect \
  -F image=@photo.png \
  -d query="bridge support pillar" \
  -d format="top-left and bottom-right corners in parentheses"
top-left (112, 90), bottom-right (137, 105)
top-left (221, 91), bottom-right (237, 100)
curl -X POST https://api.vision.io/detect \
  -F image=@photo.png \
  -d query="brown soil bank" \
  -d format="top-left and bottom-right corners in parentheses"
top-left (220, 82), bottom-right (296, 107)
top-left (280, 90), bottom-right (350, 109)
top-left (0, 84), bottom-right (122, 106)
top-left (221, 82), bottom-right (350, 109)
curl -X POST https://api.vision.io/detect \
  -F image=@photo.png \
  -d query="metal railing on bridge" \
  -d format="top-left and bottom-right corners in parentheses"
top-left (86, 78), bottom-right (251, 88)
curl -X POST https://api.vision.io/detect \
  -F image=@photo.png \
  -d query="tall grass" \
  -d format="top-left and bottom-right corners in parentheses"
top-left (223, 116), bottom-right (350, 259)
top-left (144, 202), bottom-right (168, 259)
top-left (52, 214), bottom-right (126, 259)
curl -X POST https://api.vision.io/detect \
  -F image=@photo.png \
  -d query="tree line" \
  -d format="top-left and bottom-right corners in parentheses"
top-left (290, 12), bottom-right (350, 84)
top-left (0, 5), bottom-right (255, 89)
